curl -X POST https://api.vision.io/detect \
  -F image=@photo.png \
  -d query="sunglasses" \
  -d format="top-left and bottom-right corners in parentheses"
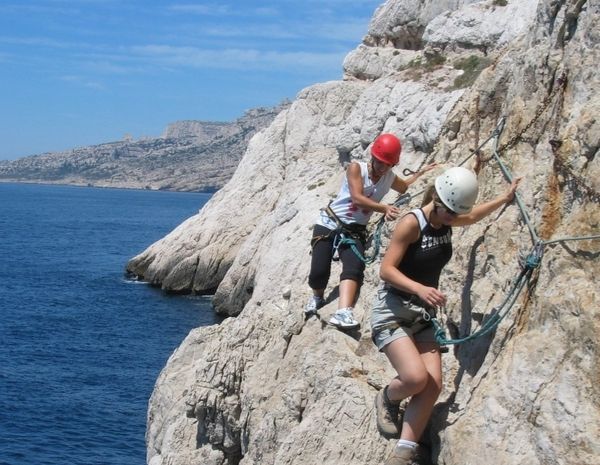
top-left (435, 202), bottom-right (458, 216)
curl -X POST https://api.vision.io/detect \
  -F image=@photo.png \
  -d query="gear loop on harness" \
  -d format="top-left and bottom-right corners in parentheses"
top-left (332, 231), bottom-right (343, 261)
top-left (316, 202), bottom-right (369, 262)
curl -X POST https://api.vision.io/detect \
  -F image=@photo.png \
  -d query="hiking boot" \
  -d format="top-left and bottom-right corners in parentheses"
top-left (329, 307), bottom-right (360, 329)
top-left (305, 295), bottom-right (325, 316)
top-left (375, 387), bottom-right (402, 438)
top-left (384, 444), bottom-right (419, 465)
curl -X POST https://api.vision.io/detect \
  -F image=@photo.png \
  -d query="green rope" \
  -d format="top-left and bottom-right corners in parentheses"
top-left (431, 244), bottom-right (542, 345)
top-left (333, 233), bottom-right (367, 263)
top-left (430, 117), bottom-right (600, 346)
top-left (363, 193), bottom-right (412, 264)
top-left (432, 230), bottom-right (599, 347)
top-left (490, 117), bottom-right (541, 244)
top-left (541, 234), bottom-right (600, 246)
top-left (455, 117), bottom-right (506, 168)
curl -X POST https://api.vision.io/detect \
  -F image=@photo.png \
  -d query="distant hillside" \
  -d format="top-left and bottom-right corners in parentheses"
top-left (0, 103), bottom-right (289, 192)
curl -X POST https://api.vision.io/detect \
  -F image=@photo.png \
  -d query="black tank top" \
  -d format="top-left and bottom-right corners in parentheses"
top-left (394, 208), bottom-right (453, 291)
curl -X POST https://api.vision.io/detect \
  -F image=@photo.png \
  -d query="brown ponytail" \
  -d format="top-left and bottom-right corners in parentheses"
top-left (421, 184), bottom-right (437, 207)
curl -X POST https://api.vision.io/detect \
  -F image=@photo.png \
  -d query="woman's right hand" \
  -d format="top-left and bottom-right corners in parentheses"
top-left (417, 285), bottom-right (447, 308)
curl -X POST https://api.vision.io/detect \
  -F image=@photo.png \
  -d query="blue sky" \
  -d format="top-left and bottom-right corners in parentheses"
top-left (0, 0), bottom-right (382, 160)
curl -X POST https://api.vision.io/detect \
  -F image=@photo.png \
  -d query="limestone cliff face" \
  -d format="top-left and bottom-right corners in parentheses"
top-left (161, 121), bottom-right (232, 140)
top-left (128, 1), bottom-right (599, 464)
top-left (0, 105), bottom-right (287, 192)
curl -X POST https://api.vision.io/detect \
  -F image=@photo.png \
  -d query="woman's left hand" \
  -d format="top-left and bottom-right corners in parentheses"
top-left (418, 163), bottom-right (438, 176)
top-left (504, 177), bottom-right (523, 203)
top-left (384, 204), bottom-right (401, 221)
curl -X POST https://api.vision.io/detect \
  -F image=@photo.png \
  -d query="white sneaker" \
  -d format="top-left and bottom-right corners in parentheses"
top-left (305, 295), bottom-right (325, 315)
top-left (329, 307), bottom-right (360, 329)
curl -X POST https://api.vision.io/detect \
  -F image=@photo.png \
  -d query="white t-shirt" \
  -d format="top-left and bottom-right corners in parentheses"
top-left (316, 161), bottom-right (396, 230)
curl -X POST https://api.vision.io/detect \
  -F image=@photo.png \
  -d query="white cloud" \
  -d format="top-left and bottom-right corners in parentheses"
top-left (305, 19), bottom-right (370, 42)
top-left (0, 35), bottom-right (76, 49)
top-left (168, 3), bottom-right (278, 17)
top-left (164, 3), bottom-right (370, 44)
top-left (168, 4), bottom-right (233, 15)
top-left (82, 59), bottom-right (148, 75)
top-left (179, 16), bottom-right (368, 43)
top-left (302, 0), bottom-right (380, 5)
top-left (60, 74), bottom-right (106, 90)
top-left (254, 7), bottom-right (278, 16)
top-left (130, 44), bottom-right (344, 73)
top-left (0, 3), bottom-right (77, 15)
top-left (199, 24), bottom-right (299, 40)
top-left (1, 3), bottom-right (373, 81)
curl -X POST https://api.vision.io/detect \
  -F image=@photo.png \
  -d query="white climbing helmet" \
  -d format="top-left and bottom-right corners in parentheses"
top-left (434, 167), bottom-right (479, 214)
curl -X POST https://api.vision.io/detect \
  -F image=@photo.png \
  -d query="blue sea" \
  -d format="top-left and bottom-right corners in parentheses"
top-left (0, 183), bottom-right (220, 465)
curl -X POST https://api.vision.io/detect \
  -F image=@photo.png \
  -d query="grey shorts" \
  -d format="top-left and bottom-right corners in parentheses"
top-left (370, 288), bottom-right (436, 351)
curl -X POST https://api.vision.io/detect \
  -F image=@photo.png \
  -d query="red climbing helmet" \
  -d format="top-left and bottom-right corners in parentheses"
top-left (371, 133), bottom-right (402, 165)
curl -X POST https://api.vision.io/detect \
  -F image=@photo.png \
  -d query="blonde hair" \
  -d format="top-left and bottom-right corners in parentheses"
top-left (421, 184), bottom-right (437, 207)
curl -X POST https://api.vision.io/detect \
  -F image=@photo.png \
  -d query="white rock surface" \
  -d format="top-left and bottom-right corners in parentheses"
top-left (365, 0), bottom-right (480, 48)
top-left (423, 0), bottom-right (540, 51)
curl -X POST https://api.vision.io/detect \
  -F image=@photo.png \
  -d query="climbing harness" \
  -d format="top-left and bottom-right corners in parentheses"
top-left (372, 298), bottom-right (450, 353)
top-left (315, 194), bottom-right (413, 265)
top-left (313, 203), bottom-right (367, 262)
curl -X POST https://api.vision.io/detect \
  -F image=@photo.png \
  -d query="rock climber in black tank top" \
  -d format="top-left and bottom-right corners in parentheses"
top-left (370, 167), bottom-right (522, 465)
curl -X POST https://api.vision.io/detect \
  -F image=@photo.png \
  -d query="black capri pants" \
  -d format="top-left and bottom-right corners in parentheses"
top-left (308, 224), bottom-right (366, 290)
